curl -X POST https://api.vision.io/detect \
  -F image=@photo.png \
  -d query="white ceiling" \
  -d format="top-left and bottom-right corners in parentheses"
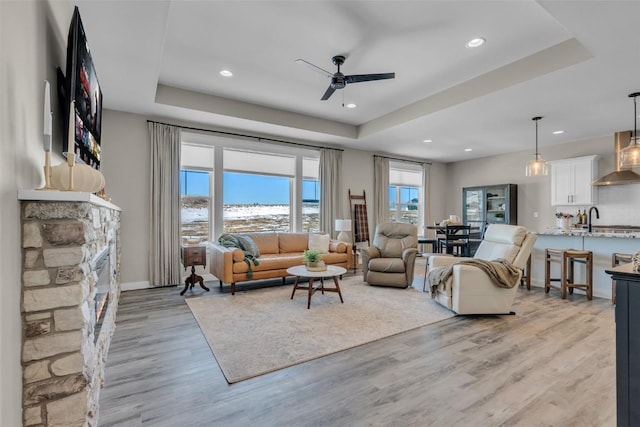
top-left (73, 0), bottom-right (640, 163)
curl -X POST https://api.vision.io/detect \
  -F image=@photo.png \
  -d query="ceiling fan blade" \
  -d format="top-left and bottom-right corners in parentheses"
top-left (321, 85), bottom-right (336, 101)
top-left (346, 73), bottom-right (395, 84)
top-left (295, 58), bottom-right (333, 78)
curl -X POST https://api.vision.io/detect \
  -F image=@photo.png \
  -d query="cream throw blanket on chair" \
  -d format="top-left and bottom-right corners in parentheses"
top-left (428, 258), bottom-right (521, 298)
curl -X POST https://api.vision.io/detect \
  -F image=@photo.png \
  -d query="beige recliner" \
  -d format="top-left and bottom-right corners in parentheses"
top-left (362, 222), bottom-right (418, 288)
top-left (428, 224), bottom-right (537, 314)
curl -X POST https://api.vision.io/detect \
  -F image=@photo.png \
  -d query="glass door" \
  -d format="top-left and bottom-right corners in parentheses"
top-left (463, 187), bottom-right (484, 224)
top-left (486, 185), bottom-right (507, 223)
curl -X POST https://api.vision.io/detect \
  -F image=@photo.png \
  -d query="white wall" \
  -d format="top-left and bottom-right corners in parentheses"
top-left (444, 135), bottom-right (640, 229)
top-left (100, 110), bottom-right (150, 287)
top-left (0, 1), bottom-right (71, 424)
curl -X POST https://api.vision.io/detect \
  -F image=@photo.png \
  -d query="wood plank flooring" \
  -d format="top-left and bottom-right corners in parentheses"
top-left (99, 262), bottom-right (616, 427)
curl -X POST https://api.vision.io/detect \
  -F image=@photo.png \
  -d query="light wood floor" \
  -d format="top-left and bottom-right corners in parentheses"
top-left (99, 263), bottom-right (616, 427)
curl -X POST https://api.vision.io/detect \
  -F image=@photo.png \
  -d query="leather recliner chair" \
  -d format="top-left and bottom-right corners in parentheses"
top-left (427, 224), bottom-right (537, 314)
top-left (362, 222), bottom-right (418, 288)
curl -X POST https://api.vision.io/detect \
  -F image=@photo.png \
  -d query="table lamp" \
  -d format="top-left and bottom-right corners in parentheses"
top-left (335, 219), bottom-right (352, 242)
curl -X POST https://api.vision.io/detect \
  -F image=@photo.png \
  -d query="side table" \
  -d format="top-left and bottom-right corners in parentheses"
top-left (181, 245), bottom-right (210, 295)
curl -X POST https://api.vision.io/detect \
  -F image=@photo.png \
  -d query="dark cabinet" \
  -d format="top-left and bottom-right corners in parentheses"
top-left (606, 263), bottom-right (640, 427)
top-left (462, 184), bottom-right (517, 226)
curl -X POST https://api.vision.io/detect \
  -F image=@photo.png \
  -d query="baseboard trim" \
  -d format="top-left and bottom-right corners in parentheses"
top-left (121, 281), bottom-right (151, 291)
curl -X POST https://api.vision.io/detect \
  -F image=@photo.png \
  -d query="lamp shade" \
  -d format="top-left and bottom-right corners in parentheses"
top-left (335, 219), bottom-right (351, 243)
top-left (335, 219), bottom-right (351, 232)
top-left (525, 155), bottom-right (549, 176)
top-left (620, 93), bottom-right (640, 168)
top-left (619, 140), bottom-right (640, 168)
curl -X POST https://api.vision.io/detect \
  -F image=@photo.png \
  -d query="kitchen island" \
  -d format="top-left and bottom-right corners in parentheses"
top-left (605, 263), bottom-right (640, 426)
top-left (530, 228), bottom-right (640, 299)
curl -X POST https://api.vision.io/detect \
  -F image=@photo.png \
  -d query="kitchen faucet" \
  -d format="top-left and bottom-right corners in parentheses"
top-left (588, 206), bottom-right (600, 232)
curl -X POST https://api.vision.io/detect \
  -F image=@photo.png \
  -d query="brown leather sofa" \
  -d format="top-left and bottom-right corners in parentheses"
top-left (210, 232), bottom-right (353, 294)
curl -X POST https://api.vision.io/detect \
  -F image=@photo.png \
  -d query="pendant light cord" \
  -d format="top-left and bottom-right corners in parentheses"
top-left (634, 94), bottom-right (637, 141)
top-left (532, 116), bottom-right (543, 157)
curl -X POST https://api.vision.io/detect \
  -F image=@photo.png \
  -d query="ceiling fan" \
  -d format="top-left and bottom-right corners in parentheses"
top-left (295, 55), bottom-right (395, 101)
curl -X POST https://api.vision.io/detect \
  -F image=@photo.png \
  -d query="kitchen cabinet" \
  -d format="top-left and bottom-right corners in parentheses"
top-left (462, 184), bottom-right (517, 226)
top-left (549, 155), bottom-right (598, 206)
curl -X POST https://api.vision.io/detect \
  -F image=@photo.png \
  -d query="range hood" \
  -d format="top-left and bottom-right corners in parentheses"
top-left (592, 131), bottom-right (640, 185)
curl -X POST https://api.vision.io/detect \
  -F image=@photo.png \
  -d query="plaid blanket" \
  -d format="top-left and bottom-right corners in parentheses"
top-left (353, 204), bottom-right (369, 244)
top-left (428, 258), bottom-right (521, 298)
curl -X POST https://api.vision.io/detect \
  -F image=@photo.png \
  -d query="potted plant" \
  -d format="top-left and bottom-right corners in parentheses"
top-left (303, 249), bottom-right (326, 271)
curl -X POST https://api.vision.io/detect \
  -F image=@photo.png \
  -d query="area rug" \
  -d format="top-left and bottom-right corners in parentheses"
top-left (185, 276), bottom-right (454, 383)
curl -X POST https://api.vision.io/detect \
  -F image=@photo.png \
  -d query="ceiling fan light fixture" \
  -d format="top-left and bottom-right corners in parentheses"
top-left (619, 92), bottom-right (640, 168)
top-left (466, 37), bottom-right (486, 48)
top-left (526, 116), bottom-right (549, 177)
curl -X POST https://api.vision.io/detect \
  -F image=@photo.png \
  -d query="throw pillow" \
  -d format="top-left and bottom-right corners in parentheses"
top-left (236, 234), bottom-right (260, 258)
top-left (308, 233), bottom-right (330, 253)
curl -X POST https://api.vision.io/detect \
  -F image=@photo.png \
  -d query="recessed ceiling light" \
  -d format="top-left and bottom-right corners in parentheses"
top-left (466, 37), bottom-right (486, 48)
top-left (219, 70), bottom-right (233, 77)
top-left (345, 103), bottom-right (357, 109)
top-left (464, 148), bottom-right (473, 152)
top-left (423, 139), bottom-right (432, 143)
top-left (553, 130), bottom-right (564, 135)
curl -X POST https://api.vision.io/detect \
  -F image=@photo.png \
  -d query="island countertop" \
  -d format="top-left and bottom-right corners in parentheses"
top-left (536, 226), bottom-right (640, 238)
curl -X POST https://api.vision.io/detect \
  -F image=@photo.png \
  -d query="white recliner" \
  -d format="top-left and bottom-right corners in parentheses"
top-left (427, 224), bottom-right (537, 315)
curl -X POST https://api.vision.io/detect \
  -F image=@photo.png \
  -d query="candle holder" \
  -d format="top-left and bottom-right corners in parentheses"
top-left (63, 152), bottom-right (76, 192)
top-left (36, 151), bottom-right (55, 191)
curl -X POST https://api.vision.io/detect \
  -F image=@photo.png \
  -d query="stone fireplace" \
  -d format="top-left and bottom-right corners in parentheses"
top-left (19, 191), bottom-right (121, 427)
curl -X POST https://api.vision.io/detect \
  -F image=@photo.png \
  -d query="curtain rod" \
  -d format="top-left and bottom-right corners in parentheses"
top-left (374, 154), bottom-right (432, 165)
top-left (147, 119), bottom-right (344, 152)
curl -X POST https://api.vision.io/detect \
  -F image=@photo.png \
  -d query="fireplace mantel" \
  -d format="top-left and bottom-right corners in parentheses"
top-left (19, 191), bottom-right (121, 426)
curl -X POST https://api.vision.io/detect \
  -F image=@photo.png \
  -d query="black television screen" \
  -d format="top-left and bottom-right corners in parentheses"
top-left (63, 6), bottom-right (103, 170)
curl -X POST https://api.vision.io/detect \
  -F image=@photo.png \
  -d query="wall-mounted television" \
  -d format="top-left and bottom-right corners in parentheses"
top-left (60, 6), bottom-right (103, 170)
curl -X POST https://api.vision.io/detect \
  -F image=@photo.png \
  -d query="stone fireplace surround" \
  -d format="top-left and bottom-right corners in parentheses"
top-left (19, 190), bottom-right (121, 427)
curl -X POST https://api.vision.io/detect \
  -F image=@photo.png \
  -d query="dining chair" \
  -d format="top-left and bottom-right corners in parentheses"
top-left (468, 221), bottom-right (488, 256)
top-left (438, 224), bottom-right (471, 257)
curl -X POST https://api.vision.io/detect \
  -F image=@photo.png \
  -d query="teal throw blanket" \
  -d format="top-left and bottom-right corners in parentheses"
top-left (218, 234), bottom-right (260, 278)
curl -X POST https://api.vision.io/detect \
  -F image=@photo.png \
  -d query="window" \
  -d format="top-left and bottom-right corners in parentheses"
top-left (389, 162), bottom-right (422, 225)
top-left (180, 169), bottom-right (211, 245)
top-left (302, 157), bottom-right (319, 232)
top-left (180, 136), bottom-right (320, 240)
top-left (223, 172), bottom-right (290, 233)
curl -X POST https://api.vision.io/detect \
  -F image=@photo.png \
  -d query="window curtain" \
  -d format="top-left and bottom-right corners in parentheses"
top-left (319, 148), bottom-right (342, 236)
top-left (373, 156), bottom-right (389, 225)
top-left (149, 122), bottom-right (182, 287)
top-left (422, 162), bottom-right (432, 238)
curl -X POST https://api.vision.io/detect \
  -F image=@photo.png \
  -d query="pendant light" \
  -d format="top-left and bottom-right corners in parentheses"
top-left (525, 116), bottom-right (548, 176)
top-left (619, 92), bottom-right (640, 168)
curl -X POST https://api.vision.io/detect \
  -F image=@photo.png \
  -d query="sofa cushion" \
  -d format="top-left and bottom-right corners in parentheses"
top-left (368, 257), bottom-right (406, 273)
top-left (278, 232), bottom-right (308, 253)
top-left (235, 234), bottom-right (260, 258)
top-left (244, 232), bottom-right (279, 254)
top-left (329, 240), bottom-right (348, 253)
top-left (233, 253), bottom-right (305, 273)
top-left (308, 233), bottom-right (330, 253)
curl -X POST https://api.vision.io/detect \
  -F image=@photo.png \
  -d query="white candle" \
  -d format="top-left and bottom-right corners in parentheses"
top-left (67, 100), bottom-right (75, 167)
top-left (43, 81), bottom-right (52, 152)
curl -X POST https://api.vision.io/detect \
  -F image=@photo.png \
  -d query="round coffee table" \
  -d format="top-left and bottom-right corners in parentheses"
top-left (286, 264), bottom-right (347, 309)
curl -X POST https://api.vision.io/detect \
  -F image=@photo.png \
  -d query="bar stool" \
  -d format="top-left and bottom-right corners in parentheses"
top-left (611, 253), bottom-right (633, 304)
top-left (544, 248), bottom-right (593, 300)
